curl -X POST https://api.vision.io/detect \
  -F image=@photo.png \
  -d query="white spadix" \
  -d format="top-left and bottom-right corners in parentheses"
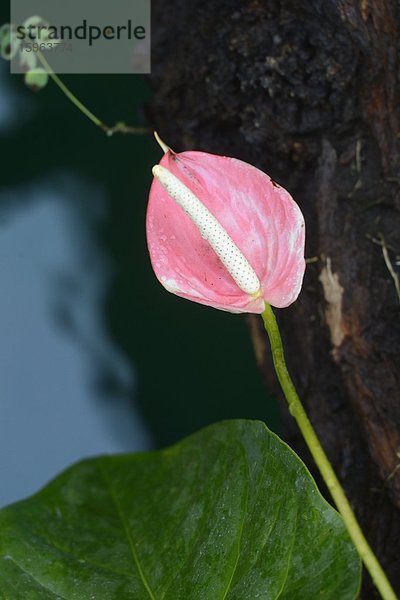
top-left (152, 164), bottom-right (261, 296)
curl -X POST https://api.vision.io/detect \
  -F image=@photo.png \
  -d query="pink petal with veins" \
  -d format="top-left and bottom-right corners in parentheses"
top-left (146, 149), bottom-right (305, 313)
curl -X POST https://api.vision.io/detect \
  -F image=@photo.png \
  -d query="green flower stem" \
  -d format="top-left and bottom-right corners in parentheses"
top-left (261, 303), bottom-right (398, 600)
top-left (35, 50), bottom-right (149, 136)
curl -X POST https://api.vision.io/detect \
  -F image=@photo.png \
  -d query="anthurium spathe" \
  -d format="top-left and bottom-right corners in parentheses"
top-left (146, 136), bottom-right (305, 313)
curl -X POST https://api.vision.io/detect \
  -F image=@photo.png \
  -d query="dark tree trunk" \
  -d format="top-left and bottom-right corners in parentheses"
top-left (148, 1), bottom-right (400, 597)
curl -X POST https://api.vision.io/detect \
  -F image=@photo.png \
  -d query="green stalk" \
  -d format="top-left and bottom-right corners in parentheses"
top-left (35, 51), bottom-right (149, 136)
top-left (261, 303), bottom-right (397, 600)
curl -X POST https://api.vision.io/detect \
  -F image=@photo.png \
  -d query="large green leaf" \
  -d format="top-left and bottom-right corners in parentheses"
top-left (0, 420), bottom-right (360, 599)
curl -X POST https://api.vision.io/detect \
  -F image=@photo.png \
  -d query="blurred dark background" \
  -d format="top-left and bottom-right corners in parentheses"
top-left (0, 9), bottom-right (277, 507)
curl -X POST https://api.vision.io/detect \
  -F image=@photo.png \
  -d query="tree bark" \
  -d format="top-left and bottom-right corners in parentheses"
top-left (148, 1), bottom-right (400, 597)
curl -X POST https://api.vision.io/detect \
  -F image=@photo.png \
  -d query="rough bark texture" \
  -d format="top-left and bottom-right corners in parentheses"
top-left (147, 1), bottom-right (400, 597)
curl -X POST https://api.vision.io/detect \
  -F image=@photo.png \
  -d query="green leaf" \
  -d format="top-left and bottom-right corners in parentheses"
top-left (0, 420), bottom-right (360, 599)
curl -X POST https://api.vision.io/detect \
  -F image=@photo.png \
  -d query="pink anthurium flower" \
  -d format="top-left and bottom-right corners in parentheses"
top-left (146, 133), bottom-right (305, 314)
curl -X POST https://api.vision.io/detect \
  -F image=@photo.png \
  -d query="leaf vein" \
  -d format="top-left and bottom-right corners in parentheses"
top-left (98, 460), bottom-right (157, 600)
top-left (0, 556), bottom-right (69, 600)
top-left (31, 534), bottom-right (134, 579)
top-left (220, 451), bottom-right (250, 600)
top-left (275, 504), bottom-right (299, 599)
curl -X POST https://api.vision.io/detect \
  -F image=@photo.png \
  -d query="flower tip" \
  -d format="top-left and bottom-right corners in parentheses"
top-left (154, 131), bottom-right (172, 154)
